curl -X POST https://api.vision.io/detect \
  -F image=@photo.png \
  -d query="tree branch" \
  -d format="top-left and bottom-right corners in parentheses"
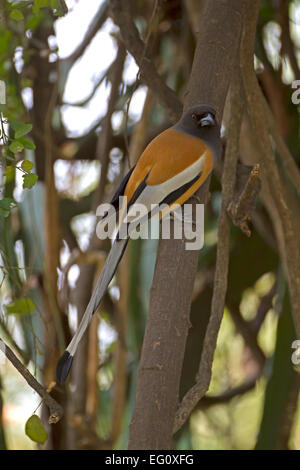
top-left (226, 300), bottom-right (266, 370)
top-left (91, 42), bottom-right (126, 212)
top-left (227, 163), bottom-right (261, 237)
top-left (240, 0), bottom-right (300, 336)
top-left (199, 374), bottom-right (260, 408)
top-left (174, 72), bottom-right (244, 435)
top-left (109, 0), bottom-right (182, 120)
top-left (262, 97), bottom-right (300, 199)
top-left (128, 0), bottom-right (246, 449)
top-left (0, 339), bottom-right (63, 424)
top-left (63, 1), bottom-right (109, 67)
top-left (61, 63), bottom-right (113, 107)
top-left (279, 0), bottom-right (300, 81)
top-left (249, 281), bottom-right (277, 333)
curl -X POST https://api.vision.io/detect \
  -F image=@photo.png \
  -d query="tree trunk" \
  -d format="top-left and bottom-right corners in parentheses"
top-left (128, 0), bottom-right (249, 450)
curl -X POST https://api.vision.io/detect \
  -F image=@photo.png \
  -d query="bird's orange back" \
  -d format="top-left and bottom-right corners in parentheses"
top-left (124, 128), bottom-right (213, 203)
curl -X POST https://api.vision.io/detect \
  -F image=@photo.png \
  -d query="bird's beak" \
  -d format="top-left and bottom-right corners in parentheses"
top-left (199, 113), bottom-right (215, 127)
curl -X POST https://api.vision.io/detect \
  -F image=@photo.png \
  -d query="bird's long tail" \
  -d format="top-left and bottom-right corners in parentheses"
top-left (56, 237), bottom-right (128, 383)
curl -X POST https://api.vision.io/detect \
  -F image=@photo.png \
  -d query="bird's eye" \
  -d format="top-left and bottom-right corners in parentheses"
top-left (192, 113), bottom-right (201, 121)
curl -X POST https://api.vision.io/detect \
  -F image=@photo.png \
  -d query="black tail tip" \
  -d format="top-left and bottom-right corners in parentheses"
top-left (56, 351), bottom-right (73, 384)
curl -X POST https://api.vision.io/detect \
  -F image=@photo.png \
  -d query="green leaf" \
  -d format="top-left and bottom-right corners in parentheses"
top-left (25, 415), bottom-right (48, 444)
top-left (0, 197), bottom-right (16, 217)
top-left (5, 297), bottom-right (35, 316)
top-left (10, 119), bottom-right (22, 131)
top-left (21, 159), bottom-right (34, 172)
top-left (9, 140), bottom-right (24, 153)
top-left (22, 172), bottom-right (38, 189)
top-left (18, 137), bottom-right (36, 150)
top-left (10, 120), bottom-right (33, 138)
top-left (50, 0), bottom-right (68, 16)
top-left (50, 0), bottom-right (59, 10)
top-left (26, 14), bottom-right (42, 30)
top-left (0, 31), bottom-right (12, 57)
top-left (4, 166), bottom-right (15, 184)
top-left (2, 146), bottom-right (15, 159)
top-left (10, 9), bottom-right (24, 21)
top-left (33, 0), bottom-right (49, 14)
top-left (15, 124), bottom-right (33, 139)
top-left (0, 208), bottom-right (8, 217)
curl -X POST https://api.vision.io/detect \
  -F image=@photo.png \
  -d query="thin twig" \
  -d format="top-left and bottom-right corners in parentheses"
top-left (61, 63), bottom-right (113, 107)
top-left (279, 0), bottom-right (300, 81)
top-left (110, 0), bottom-right (182, 121)
top-left (62, 1), bottom-right (109, 67)
top-left (0, 338), bottom-right (63, 424)
top-left (198, 374), bottom-right (261, 408)
top-left (249, 281), bottom-right (277, 333)
top-left (0, 317), bottom-right (30, 365)
top-left (262, 97), bottom-right (300, 199)
top-left (227, 163), bottom-right (261, 237)
top-left (124, 0), bottom-right (159, 163)
top-left (91, 42), bottom-right (126, 213)
top-left (226, 300), bottom-right (266, 370)
top-left (129, 89), bottom-right (154, 165)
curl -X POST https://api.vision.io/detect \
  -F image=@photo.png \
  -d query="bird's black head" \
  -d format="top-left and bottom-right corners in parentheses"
top-left (173, 104), bottom-right (222, 161)
top-left (175, 104), bottom-right (218, 135)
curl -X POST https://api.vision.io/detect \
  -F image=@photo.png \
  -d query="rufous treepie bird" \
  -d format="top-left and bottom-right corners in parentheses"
top-left (56, 104), bottom-right (222, 383)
